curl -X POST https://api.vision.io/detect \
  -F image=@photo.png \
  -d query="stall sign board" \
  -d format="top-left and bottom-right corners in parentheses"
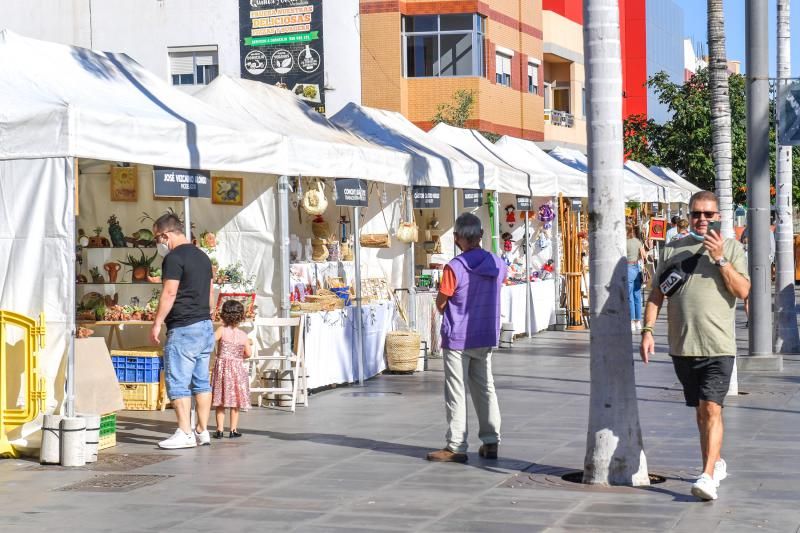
top-left (516, 196), bottom-right (532, 211)
top-left (413, 186), bottom-right (441, 209)
top-left (463, 189), bottom-right (483, 208)
top-left (239, 0), bottom-right (326, 114)
top-left (335, 178), bottom-right (368, 207)
top-left (153, 167), bottom-right (211, 198)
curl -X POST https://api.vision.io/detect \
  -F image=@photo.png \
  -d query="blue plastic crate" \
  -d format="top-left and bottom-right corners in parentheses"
top-left (111, 355), bottom-right (162, 383)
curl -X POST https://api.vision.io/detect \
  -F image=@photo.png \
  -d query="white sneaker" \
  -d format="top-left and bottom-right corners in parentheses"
top-left (691, 473), bottom-right (718, 501)
top-left (158, 429), bottom-right (197, 449)
top-left (194, 429), bottom-right (211, 446)
top-left (631, 322), bottom-right (637, 333)
top-left (713, 458), bottom-right (727, 483)
top-left (635, 321), bottom-right (642, 331)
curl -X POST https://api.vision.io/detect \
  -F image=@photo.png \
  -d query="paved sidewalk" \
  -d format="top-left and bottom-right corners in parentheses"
top-left (1, 307), bottom-right (800, 532)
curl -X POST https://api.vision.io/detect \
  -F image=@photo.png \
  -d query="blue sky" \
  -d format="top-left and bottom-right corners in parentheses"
top-left (673, 0), bottom-right (800, 76)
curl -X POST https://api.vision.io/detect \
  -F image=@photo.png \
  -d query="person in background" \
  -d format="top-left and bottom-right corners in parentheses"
top-left (672, 219), bottom-right (690, 241)
top-left (427, 213), bottom-right (506, 463)
top-left (626, 224), bottom-right (647, 332)
top-left (212, 300), bottom-right (253, 439)
top-left (665, 215), bottom-right (680, 242)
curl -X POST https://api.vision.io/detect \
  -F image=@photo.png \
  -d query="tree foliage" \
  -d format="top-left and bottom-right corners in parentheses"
top-left (432, 89), bottom-right (475, 128)
top-left (624, 69), bottom-right (797, 206)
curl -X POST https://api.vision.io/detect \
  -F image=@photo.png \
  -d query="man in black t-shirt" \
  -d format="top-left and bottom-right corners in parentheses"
top-left (149, 213), bottom-right (215, 449)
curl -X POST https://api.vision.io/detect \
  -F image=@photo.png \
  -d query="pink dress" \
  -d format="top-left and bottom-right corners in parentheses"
top-left (211, 328), bottom-right (251, 410)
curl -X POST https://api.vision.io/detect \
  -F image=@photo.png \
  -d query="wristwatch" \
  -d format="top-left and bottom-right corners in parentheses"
top-left (715, 257), bottom-right (729, 267)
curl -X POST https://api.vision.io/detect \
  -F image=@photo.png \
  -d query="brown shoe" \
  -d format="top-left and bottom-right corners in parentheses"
top-left (426, 449), bottom-right (468, 463)
top-left (478, 443), bottom-right (498, 459)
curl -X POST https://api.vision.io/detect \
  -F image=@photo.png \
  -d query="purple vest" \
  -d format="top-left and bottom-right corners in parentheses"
top-left (441, 248), bottom-right (507, 350)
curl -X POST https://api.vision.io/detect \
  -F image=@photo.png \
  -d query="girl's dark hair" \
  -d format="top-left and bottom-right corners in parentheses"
top-left (220, 300), bottom-right (245, 327)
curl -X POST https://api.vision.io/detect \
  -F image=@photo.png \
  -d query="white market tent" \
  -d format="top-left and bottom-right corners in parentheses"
top-left (548, 146), bottom-right (663, 202)
top-left (426, 124), bottom-right (535, 195)
top-left (650, 166), bottom-right (703, 194)
top-left (494, 136), bottom-right (587, 198)
top-left (330, 103), bottom-right (480, 188)
top-left (194, 75), bottom-right (413, 184)
top-left (625, 160), bottom-right (691, 204)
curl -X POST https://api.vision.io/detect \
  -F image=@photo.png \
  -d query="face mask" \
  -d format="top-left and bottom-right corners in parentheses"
top-left (689, 231), bottom-right (705, 242)
top-left (157, 242), bottom-right (170, 257)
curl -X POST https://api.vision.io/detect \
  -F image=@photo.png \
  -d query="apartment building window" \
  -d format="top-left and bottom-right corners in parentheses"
top-left (527, 61), bottom-right (539, 94)
top-left (169, 46), bottom-right (219, 86)
top-left (402, 14), bottom-right (485, 78)
top-left (495, 52), bottom-right (511, 87)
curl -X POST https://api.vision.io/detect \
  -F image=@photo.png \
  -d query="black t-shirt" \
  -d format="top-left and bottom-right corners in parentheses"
top-left (162, 244), bottom-right (213, 329)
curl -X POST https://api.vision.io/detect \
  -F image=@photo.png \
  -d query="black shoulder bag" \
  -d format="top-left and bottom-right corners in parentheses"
top-left (658, 251), bottom-right (703, 297)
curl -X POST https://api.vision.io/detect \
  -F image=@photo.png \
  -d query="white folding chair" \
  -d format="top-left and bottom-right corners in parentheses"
top-left (247, 315), bottom-right (307, 412)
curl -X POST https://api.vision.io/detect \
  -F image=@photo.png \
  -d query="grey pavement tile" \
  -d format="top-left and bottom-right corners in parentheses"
top-left (306, 512), bottom-right (431, 530)
top-left (555, 512), bottom-right (680, 530)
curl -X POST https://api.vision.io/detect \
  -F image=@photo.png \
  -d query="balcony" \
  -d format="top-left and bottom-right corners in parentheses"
top-left (545, 108), bottom-right (574, 128)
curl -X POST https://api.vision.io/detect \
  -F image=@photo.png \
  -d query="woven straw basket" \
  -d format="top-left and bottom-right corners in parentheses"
top-left (385, 330), bottom-right (420, 372)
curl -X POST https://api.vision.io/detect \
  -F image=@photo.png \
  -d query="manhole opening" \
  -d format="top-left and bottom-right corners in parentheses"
top-left (561, 471), bottom-right (667, 485)
top-left (738, 391), bottom-right (750, 395)
top-left (56, 473), bottom-right (172, 492)
top-left (341, 392), bottom-right (402, 397)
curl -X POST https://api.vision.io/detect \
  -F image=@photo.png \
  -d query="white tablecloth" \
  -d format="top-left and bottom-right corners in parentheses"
top-left (500, 279), bottom-right (556, 335)
top-left (303, 301), bottom-right (394, 389)
top-left (414, 291), bottom-right (442, 358)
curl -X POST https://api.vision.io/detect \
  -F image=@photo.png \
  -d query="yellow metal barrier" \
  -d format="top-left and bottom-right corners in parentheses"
top-left (0, 311), bottom-right (47, 458)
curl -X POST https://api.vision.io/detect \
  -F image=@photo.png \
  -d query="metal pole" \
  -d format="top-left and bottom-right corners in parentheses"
top-left (353, 206), bottom-right (365, 385)
top-left (492, 191), bottom-right (501, 255)
top-left (524, 211), bottom-right (532, 338)
top-left (183, 197), bottom-right (191, 240)
top-left (745, 0), bottom-right (777, 364)
top-left (452, 189), bottom-right (459, 258)
top-left (405, 187), bottom-right (417, 331)
top-left (65, 158), bottom-right (78, 418)
top-left (278, 176), bottom-right (292, 356)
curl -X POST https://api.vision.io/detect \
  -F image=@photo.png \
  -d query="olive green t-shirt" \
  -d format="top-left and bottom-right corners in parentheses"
top-left (626, 238), bottom-right (643, 262)
top-left (652, 237), bottom-right (748, 357)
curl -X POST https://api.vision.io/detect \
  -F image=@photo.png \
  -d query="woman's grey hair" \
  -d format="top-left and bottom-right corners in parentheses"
top-left (454, 213), bottom-right (483, 243)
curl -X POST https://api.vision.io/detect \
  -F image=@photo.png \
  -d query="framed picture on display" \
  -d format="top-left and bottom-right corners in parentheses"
top-left (110, 166), bottom-right (138, 201)
top-left (214, 292), bottom-right (256, 321)
top-left (648, 217), bottom-right (667, 241)
top-left (212, 176), bottom-right (243, 206)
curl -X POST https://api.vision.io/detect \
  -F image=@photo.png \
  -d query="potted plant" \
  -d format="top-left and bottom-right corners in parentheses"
top-left (147, 266), bottom-right (162, 283)
top-left (120, 249), bottom-right (159, 283)
top-left (89, 266), bottom-right (104, 283)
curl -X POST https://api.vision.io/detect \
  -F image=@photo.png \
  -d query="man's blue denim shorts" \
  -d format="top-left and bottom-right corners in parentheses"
top-left (163, 320), bottom-right (215, 400)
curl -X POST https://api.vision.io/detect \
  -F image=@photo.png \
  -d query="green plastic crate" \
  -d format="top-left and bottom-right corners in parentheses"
top-left (100, 413), bottom-right (117, 437)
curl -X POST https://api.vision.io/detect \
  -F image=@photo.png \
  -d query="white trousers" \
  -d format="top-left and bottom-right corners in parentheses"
top-left (444, 347), bottom-right (502, 453)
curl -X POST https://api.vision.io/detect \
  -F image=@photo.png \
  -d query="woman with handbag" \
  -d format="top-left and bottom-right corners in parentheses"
top-left (626, 223), bottom-right (647, 332)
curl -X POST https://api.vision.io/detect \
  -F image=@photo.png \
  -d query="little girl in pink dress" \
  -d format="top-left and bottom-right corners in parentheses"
top-left (212, 300), bottom-right (252, 438)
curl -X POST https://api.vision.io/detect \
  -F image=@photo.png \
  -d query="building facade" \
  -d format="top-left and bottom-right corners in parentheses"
top-left (359, 0), bottom-right (545, 140)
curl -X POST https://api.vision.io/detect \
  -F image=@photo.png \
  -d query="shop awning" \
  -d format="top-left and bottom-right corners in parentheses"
top-left (494, 136), bottom-right (586, 197)
top-left (625, 160), bottom-right (691, 204)
top-left (195, 76), bottom-right (412, 184)
top-left (548, 147), bottom-right (663, 202)
top-left (426, 124), bottom-right (535, 195)
top-left (330, 103), bottom-right (480, 189)
top-left (649, 166), bottom-right (703, 195)
top-left (0, 30), bottom-right (284, 174)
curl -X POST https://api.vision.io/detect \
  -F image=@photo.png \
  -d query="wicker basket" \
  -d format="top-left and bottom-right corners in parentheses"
top-left (385, 330), bottom-right (420, 372)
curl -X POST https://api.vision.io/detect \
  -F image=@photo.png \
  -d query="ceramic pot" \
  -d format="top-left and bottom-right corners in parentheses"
top-left (103, 262), bottom-right (121, 283)
top-left (132, 266), bottom-right (148, 282)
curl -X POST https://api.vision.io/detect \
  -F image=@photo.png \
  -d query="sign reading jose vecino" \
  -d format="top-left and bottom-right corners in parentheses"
top-left (240, 0), bottom-right (325, 114)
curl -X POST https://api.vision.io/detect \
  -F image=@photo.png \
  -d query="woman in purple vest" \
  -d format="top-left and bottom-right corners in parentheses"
top-left (427, 213), bottom-right (507, 463)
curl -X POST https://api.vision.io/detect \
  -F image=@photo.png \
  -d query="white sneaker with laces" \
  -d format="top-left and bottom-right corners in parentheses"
top-left (195, 429), bottom-right (211, 446)
top-left (713, 458), bottom-right (727, 483)
top-left (158, 429), bottom-right (197, 449)
top-left (691, 473), bottom-right (718, 501)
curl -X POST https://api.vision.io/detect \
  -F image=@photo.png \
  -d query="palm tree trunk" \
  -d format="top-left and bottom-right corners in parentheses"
top-left (774, 0), bottom-right (800, 353)
top-left (707, 0), bottom-right (734, 239)
top-left (581, 0), bottom-right (649, 486)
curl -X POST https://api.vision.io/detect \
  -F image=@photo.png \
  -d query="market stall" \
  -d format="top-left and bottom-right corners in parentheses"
top-left (626, 160), bottom-right (692, 205)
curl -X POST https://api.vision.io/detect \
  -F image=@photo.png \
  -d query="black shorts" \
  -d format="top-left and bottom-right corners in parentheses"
top-left (671, 355), bottom-right (735, 407)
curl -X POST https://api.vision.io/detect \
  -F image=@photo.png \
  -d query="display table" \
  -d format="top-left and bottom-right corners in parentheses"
top-left (500, 279), bottom-right (556, 335)
top-left (302, 300), bottom-right (395, 389)
top-left (414, 291), bottom-right (442, 358)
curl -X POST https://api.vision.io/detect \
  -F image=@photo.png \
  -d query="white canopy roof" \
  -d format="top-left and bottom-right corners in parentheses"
top-left (650, 166), bottom-right (703, 194)
top-left (494, 136), bottom-right (587, 197)
top-left (427, 124), bottom-right (534, 195)
top-left (330, 103), bottom-right (480, 188)
top-left (0, 30), bottom-right (288, 173)
top-left (195, 76), bottom-right (412, 183)
top-left (625, 160), bottom-right (691, 204)
top-left (548, 147), bottom-right (663, 202)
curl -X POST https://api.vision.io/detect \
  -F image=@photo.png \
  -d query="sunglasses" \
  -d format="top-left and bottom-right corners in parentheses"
top-left (690, 211), bottom-right (718, 219)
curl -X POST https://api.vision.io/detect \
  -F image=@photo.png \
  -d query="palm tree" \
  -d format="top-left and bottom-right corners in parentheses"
top-left (774, 0), bottom-right (800, 353)
top-left (581, 0), bottom-right (649, 486)
top-left (707, 0), bottom-right (734, 239)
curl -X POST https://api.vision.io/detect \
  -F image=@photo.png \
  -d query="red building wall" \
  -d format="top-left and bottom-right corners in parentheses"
top-left (542, 0), bottom-right (582, 24)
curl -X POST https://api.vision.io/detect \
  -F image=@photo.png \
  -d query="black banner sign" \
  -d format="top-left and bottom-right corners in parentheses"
top-left (335, 178), bottom-right (368, 207)
top-left (462, 189), bottom-right (483, 208)
top-left (516, 196), bottom-right (532, 210)
top-left (153, 167), bottom-right (211, 198)
top-left (413, 186), bottom-right (441, 209)
top-left (239, 0), bottom-right (326, 113)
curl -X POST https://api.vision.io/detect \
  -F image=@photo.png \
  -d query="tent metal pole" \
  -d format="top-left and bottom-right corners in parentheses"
top-left (353, 206), bottom-right (365, 386)
top-left (492, 191), bottom-right (501, 255)
top-left (65, 158), bottom-right (78, 418)
top-left (525, 210), bottom-right (532, 338)
top-left (405, 187), bottom-right (417, 331)
top-left (453, 189), bottom-right (459, 258)
top-left (278, 176), bottom-right (292, 357)
top-left (183, 197), bottom-right (191, 240)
